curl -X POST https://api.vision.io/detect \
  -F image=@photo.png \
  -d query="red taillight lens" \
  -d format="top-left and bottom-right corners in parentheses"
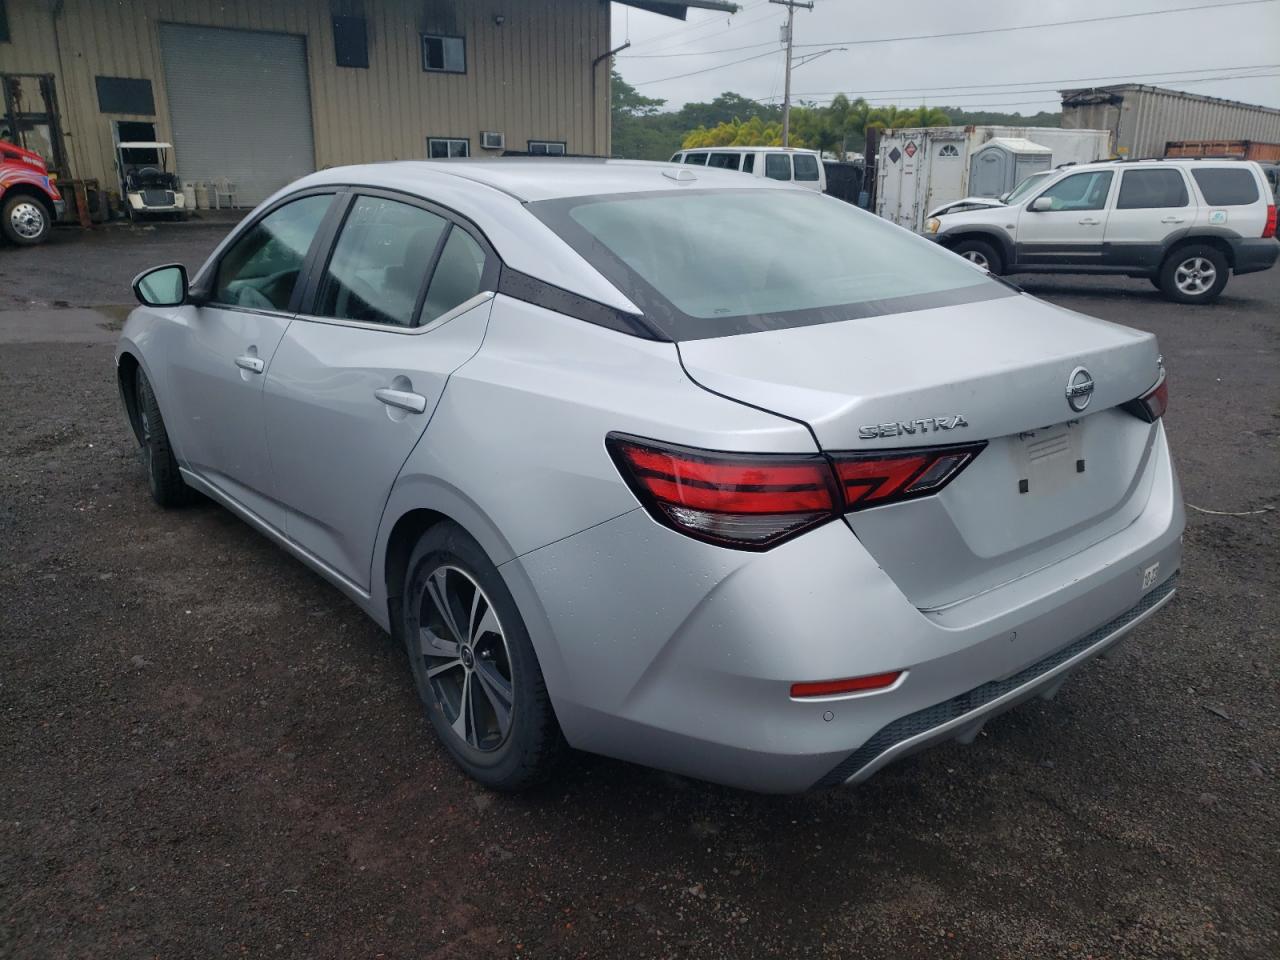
top-left (608, 434), bottom-right (986, 549)
top-left (607, 434), bottom-right (839, 549)
top-left (831, 443), bottom-right (985, 511)
top-left (1123, 371), bottom-right (1168, 423)
top-left (791, 671), bottom-right (904, 699)
top-left (1263, 204), bottom-right (1277, 239)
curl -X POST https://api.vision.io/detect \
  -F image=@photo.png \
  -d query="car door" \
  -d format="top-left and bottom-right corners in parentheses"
top-left (263, 191), bottom-right (498, 590)
top-left (1102, 168), bottom-right (1192, 271)
top-left (1015, 169), bottom-right (1115, 266)
top-left (164, 191), bottom-right (336, 529)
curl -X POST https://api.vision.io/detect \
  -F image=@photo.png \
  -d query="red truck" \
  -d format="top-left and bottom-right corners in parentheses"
top-left (0, 139), bottom-right (65, 246)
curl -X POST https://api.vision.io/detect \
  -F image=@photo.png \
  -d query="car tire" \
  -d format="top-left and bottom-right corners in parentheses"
top-left (1158, 245), bottom-right (1229, 303)
top-left (1, 194), bottom-right (52, 246)
top-left (134, 368), bottom-right (197, 507)
top-left (950, 238), bottom-right (1003, 275)
top-left (402, 521), bottom-right (565, 790)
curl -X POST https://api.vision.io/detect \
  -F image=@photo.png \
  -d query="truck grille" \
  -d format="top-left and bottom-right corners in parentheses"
top-left (142, 189), bottom-right (175, 206)
top-left (814, 573), bottom-right (1179, 788)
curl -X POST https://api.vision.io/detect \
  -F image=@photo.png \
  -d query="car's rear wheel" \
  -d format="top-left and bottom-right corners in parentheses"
top-left (402, 521), bottom-right (564, 790)
top-left (950, 238), bottom-right (1002, 275)
top-left (134, 368), bottom-right (197, 507)
top-left (2, 195), bottom-right (52, 246)
top-left (1158, 245), bottom-right (1229, 303)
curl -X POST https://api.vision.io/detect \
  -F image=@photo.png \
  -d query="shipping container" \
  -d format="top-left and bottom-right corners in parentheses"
top-left (874, 125), bottom-right (1112, 232)
top-left (1164, 139), bottom-right (1280, 162)
top-left (1061, 85), bottom-right (1280, 160)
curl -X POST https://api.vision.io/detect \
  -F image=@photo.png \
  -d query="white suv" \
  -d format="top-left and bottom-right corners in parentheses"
top-left (927, 158), bottom-right (1279, 303)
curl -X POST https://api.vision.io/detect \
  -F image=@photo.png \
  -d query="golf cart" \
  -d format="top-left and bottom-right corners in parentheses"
top-left (116, 141), bottom-right (186, 220)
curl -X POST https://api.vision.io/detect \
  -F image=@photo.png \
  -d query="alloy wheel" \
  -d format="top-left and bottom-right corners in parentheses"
top-left (962, 250), bottom-right (989, 270)
top-left (418, 564), bottom-right (514, 752)
top-left (1174, 257), bottom-right (1216, 296)
top-left (9, 201), bottom-right (46, 240)
top-left (135, 376), bottom-right (153, 468)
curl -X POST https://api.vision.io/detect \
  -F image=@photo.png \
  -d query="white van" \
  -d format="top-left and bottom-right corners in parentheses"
top-left (669, 146), bottom-right (827, 192)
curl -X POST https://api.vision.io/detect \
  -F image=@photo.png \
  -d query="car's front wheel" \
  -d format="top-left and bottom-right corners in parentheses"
top-left (2, 194), bottom-right (52, 245)
top-left (402, 521), bottom-right (564, 790)
top-left (1158, 245), bottom-right (1229, 303)
top-left (134, 368), bottom-right (197, 507)
top-left (950, 238), bottom-right (1003, 275)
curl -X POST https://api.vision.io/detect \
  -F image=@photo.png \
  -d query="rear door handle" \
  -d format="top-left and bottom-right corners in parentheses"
top-left (374, 387), bottom-right (428, 414)
top-left (234, 355), bottom-right (265, 374)
top-left (1161, 216), bottom-right (1186, 224)
top-left (1078, 217), bottom-right (1101, 225)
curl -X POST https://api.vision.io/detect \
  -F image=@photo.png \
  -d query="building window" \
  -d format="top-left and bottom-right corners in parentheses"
top-left (428, 137), bottom-right (469, 159)
top-left (528, 140), bottom-right (566, 156)
top-left (95, 77), bottom-right (155, 115)
top-left (422, 34), bottom-right (465, 73)
top-left (333, 16), bottom-right (369, 69)
top-left (0, 1), bottom-right (11, 43)
top-left (938, 144), bottom-right (960, 157)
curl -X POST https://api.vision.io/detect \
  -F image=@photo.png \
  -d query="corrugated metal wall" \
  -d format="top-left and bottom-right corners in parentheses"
top-left (1061, 85), bottom-right (1280, 159)
top-left (1, 0), bottom-right (611, 192)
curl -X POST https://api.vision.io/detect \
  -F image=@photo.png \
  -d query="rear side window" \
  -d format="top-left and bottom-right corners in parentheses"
top-left (764, 154), bottom-right (791, 181)
top-left (420, 228), bottom-right (488, 324)
top-left (683, 152), bottom-right (708, 166)
top-left (1116, 169), bottom-right (1188, 209)
top-left (742, 154), bottom-right (755, 174)
top-left (214, 194), bottom-right (332, 310)
top-left (793, 154), bottom-right (819, 182)
top-left (313, 196), bottom-right (448, 327)
top-left (1192, 168), bottom-right (1260, 206)
top-left (707, 152), bottom-right (740, 170)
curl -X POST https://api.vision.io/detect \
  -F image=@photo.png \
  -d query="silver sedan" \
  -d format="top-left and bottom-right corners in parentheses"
top-left (117, 159), bottom-right (1183, 793)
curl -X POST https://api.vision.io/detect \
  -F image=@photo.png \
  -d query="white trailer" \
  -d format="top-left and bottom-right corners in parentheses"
top-left (875, 125), bottom-right (1113, 232)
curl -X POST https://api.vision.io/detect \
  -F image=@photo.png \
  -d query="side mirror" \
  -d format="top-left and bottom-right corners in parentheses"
top-left (1030, 196), bottom-right (1053, 213)
top-left (132, 263), bottom-right (188, 307)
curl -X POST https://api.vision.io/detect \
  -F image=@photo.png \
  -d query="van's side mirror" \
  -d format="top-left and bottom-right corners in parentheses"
top-left (132, 263), bottom-right (188, 307)
top-left (1030, 197), bottom-right (1053, 213)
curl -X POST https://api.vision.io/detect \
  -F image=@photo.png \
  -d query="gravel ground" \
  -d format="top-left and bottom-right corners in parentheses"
top-left (1, 223), bottom-right (1277, 960)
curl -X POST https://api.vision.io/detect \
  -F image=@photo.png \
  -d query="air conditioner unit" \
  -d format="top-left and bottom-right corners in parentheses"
top-left (480, 131), bottom-right (504, 150)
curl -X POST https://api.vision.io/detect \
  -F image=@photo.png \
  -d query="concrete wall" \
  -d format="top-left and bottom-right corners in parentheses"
top-left (1, 0), bottom-right (611, 190)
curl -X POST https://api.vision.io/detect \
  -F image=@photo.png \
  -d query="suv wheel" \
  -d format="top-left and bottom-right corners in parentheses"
top-left (2, 195), bottom-right (52, 245)
top-left (950, 239), bottom-right (1002, 275)
top-left (1158, 245), bottom-right (1229, 303)
top-left (401, 521), bottom-right (565, 790)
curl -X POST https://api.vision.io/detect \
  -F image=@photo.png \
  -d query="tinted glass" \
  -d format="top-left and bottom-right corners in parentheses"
top-left (684, 152), bottom-right (708, 166)
top-left (314, 196), bottom-right (448, 327)
top-left (765, 154), bottom-right (791, 180)
top-left (742, 154), bottom-right (755, 174)
top-left (214, 194), bottom-right (331, 310)
top-left (1035, 170), bottom-right (1113, 211)
top-left (542, 189), bottom-right (1004, 338)
top-left (420, 228), bottom-right (488, 324)
top-left (707, 152), bottom-right (740, 170)
top-left (1116, 169), bottom-right (1189, 209)
top-left (1192, 168), bottom-right (1259, 205)
top-left (793, 153), bottom-right (819, 181)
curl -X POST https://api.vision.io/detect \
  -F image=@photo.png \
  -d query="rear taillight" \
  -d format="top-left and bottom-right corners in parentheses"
top-left (607, 434), bottom-right (984, 549)
top-left (1122, 370), bottom-right (1168, 423)
top-left (1264, 204), bottom-right (1277, 239)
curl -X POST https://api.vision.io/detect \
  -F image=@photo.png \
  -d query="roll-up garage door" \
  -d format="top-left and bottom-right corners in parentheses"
top-left (158, 23), bottom-right (316, 206)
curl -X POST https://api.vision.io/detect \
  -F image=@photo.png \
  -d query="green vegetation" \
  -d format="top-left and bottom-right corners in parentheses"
top-left (610, 71), bottom-right (1061, 160)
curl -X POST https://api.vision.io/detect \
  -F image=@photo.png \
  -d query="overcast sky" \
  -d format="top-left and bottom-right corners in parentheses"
top-left (610, 0), bottom-right (1280, 114)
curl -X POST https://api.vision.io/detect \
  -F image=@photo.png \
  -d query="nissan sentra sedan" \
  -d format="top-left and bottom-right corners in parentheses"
top-left (117, 159), bottom-right (1182, 793)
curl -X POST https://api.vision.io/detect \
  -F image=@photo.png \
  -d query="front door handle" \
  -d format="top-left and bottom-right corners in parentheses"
top-left (1161, 216), bottom-right (1186, 224)
top-left (234, 355), bottom-right (265, 374)
top-left (1078, 217), bottom-right (1101, 225)
top-left (375, 387), bottom-right (428, 414)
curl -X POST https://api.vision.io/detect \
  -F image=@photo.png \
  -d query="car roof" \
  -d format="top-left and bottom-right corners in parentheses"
top-left (1068, 157), bottom-right (1257, 173)
top-left (680, 146), bottom-right (820, 155)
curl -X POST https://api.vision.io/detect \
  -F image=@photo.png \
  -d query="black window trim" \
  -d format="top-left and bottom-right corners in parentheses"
top-left (428, 136), bottom-right (470, 159)
top-left (421, 32), bottom-right (466, 74)
top-left (332, 15), bottom-right (370, 69)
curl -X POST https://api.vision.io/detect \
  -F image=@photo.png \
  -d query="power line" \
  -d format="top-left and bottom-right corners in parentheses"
top-left (632, 48), bottom-right (780, 85)
top-left (622, 0), bottom-right (771, 53)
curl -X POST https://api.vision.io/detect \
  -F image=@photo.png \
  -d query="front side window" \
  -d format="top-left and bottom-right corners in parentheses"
top-left (1003, 171), bottom-right (1050, 204)
top-left (213, 194), bottom-right (332, 310)
top-left (313, 196), bottom-right (448, 327)
top-left (428, 137), bottom-right (469, 158)
top-left (764, 153), bottom-right (791, 181)
top-left (707, 152), bottom-right (740, 170)
top-left (1192, 168), bottom-right (1259, 206)
top-left (1033, 170), bottom-right (1113, 211)
top-left (529, 140), bottom-right (566, 156)
top-left (420, 228), bottom-right (488, 324)
top-left (793, 153), bottom-right (819, 181)
top-left (670, 153), bottom-right (682, 163)
top-left (1117, 169), bottom-right (1189, 209)
top-left (533, 189), bottom-right (1008, 340)
top-left (683, 152), bottom-right (708, 166)
top-left (422, 34), bottom-right (465, 73)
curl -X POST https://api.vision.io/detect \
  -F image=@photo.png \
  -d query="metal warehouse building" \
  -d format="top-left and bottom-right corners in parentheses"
top-left (0, 0), bottom-right (732, 207)
top-left (1060, 83), bottom-right (1280, 160)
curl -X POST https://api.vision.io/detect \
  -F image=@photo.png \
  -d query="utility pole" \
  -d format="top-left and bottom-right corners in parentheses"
top-left (770, 0), bottom-right (813, 148)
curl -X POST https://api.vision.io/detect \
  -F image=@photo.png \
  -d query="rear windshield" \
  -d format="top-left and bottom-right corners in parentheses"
top-left (531, 188), bottom-right (1010, 340)
top-left (1192, 168), bottom-right (1259, 206)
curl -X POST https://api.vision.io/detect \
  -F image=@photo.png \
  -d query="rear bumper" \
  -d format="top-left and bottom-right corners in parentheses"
top-left (502, 425), bottom-right (1184, 793)
top-left (1230, 237), bottom-right (1279, 275)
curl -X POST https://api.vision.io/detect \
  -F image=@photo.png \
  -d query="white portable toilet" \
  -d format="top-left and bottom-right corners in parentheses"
top-left (968, 137), bottom-right (1052, 198)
